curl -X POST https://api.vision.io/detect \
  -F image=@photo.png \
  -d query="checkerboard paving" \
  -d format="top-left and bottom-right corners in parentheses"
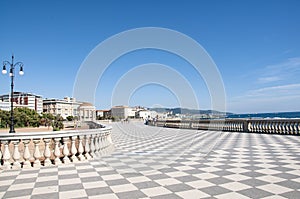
top-left (1, 122), bottom-right (300, 198)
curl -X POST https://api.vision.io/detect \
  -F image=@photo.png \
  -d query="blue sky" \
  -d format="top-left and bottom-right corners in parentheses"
top-left (1, 0), bottom-right (300, 113)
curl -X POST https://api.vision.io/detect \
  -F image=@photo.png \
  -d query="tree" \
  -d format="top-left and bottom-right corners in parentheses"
top-left (66, 115), bottom-right (74, 121)
top-left (40, 112), bottom-right (55, 128)
top-left (52, 115), bottom-right (64, 131)
top-left (0, 110), bottom-right (10, 128)
top-left (14, 107), bottom-right (41, 127)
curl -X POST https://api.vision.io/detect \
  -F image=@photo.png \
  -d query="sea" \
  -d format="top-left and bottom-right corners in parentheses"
top-left (226, 111), bottom-right (300, 119)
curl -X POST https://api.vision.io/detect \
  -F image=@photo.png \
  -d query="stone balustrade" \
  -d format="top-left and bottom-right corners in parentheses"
top-left (150, 118), bottom-right (300, 135)
top-left (0, 126), bottom-right (114, 170)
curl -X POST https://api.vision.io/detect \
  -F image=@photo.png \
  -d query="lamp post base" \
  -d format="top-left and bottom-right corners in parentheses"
top-left (9, 126), bottom-right (15, 133)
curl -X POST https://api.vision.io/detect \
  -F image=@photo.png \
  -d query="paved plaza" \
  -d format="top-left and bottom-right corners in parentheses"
top-left (1, 122), bottom-right (300, 198)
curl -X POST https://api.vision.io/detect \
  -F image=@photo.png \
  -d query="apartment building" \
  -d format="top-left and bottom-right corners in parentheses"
top-left (43, 97), bottom-right (81, 119)
top-left (0, 92), bottom-right (43, 113)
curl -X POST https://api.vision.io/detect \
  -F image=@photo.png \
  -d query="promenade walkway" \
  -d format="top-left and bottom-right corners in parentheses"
top-left (1, 122), bottom-right (300, 198)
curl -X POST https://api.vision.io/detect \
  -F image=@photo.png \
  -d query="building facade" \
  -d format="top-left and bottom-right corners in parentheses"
top-left (43, 97), bottom-right (81, 119)
top-left (96, 110), bottom-right (111, 119)
top-left (78, 102), bottom-right (96, 121)
top-left (111, 106), bottom-right (135, 119)
top-left (0, 92), bottom-right (43, 113)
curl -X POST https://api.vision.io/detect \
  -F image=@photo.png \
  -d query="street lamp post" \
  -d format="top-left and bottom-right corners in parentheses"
top-left (2, 55), bottom-right (24, 133)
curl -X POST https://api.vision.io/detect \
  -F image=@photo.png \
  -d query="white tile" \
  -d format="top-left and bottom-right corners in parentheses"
top-left (39, 167), bottom-right (58, 173)
top-left (82, 181), bottom-right (108, 189)
top-left (58, 170), bottom-right (77, 175)
top-left (215, 192), bottom-right (250, 199)
top-left (88, 193), bottom-right (119, 199)
top-left (155, 178), bottom-right (182, 186)
top-left (7, 182), bottom-right (35, 191)
top-left (257, 175), bottom-right (286, 183)
top-left (176, 189), bottom-right (210, 199)
top-left (174, 166), bottom-right (195, 171)
top-left (262, 196), bottom-right (287, 199)
top-left (227, 167), bottom-right (249, 174)
top-left (36, 175), bottom-right (58, 182)
top-left (200, 167), bottom-right (221, 173)
top-left (142, 187), bottom-right (172, 197)
top-left (256, 169), bottom-right (281, 175)
top-left (127, 176), bottom-right (151, 183)
top-left (101, 173), bottom-right (124, 180)
top-left (221, 182), bottom-right (251, 191)
top-left (59, 189), bottom-right (87, 198)
top-left (0, 170), bottom-right (20, 176)
top-left (16, 173), bottom-right (38, 179)
top-left (32, 186), bottom-right (58, 195)
top-left (165, 171), bottom-right (189, 178)
top-left (78, 172), bottom-right (99, 178)
top-left (59, 178), bottom-right (81, 185)
top-left (110, 184), bottom-right (137, 193)
top-left (258, 184), bottom-right (293, 194)
top-left (194, 173), bottom-right (218, 180)
top-left (0, 179), bottom-right (14, 186)
top-left (224, 174), bottom-right (251, 181)
top-left (186, 180), bottom-right (215, 189)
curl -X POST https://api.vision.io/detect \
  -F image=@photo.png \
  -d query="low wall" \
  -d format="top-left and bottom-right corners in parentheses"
top-left (0, 125), bottom-right (114, 170)
top-left (149, 118), bottom-right (300, 135)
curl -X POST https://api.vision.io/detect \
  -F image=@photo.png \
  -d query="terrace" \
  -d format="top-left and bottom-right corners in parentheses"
top-left (0, 120), bottom-right (300, 198)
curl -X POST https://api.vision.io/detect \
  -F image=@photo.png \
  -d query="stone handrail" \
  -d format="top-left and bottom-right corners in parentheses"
top-left (150, 118), bottom-right (300, 135)
top-left (0, 126), bottom-right (114, 170)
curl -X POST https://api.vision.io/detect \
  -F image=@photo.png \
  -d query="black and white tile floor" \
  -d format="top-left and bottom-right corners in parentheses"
top-left (1, 122), bottom-right (300, 198)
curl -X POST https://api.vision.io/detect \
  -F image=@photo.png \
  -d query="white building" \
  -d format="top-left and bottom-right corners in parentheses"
top-left (78, 102), bottom-right (96, 121)
top-left (43, 97), bottom-right (81, 119)
top-left (111, 106), bottom-right (137, 119)
top-left (136, 110), bottom-right (160, 119)
top-left (0, 92), bottom-right (43, 113)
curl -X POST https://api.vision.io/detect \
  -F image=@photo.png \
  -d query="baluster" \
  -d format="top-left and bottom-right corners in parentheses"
top-left (108, 132), bottom-right (113, 144)
top-left (279, 122), bottom-right (284, 134)
top-left (102, 134), bottom-right (107, 155)
top-left (275, 122), bottom-right (279, 134)
top-left (282, 122), bottom-right (286, 134)
top-left (290, 122), bottom-right (294, 135)
top-left (90, 135), bottom-right (96, 158)
top-left (294, 122), bottom-right (298, 135)
top-left (44, 138), bottom-right (52, 166)
top-left (106, 132), bottom-right (110, 149)
top-left (54, 138), bottom-right (62, 165)
top-left (261, 122), bottom-right (265, 133)
top-left (258, 122), bottom-right (262, 133)
top-left (253, 122), bottom-right (257, 132)
top-left (84, 135), bottom-right (92, 160)
top-left (248, 122), bottom-right (252, 132)
top-left (70, 136), bottom-right (78, 162)
top-left (12, 140), bottom-right (21, 169)
top-left (2, 141), bottom-right (11, 169)
top-left (267, 122), bottom-right (271, 133)
top-left (23, 139), bottom-right (32, 168)
top-left (62, 137), bottom-right (71, 164)
top-left (33, 139), bottom-right (41, 167)
top-left (94, 134), bottom-right (100, 156)
top-left (77, 135), bottom-right (85, 161)
top-left (99, 134), bottom-right (104, 155)
top-left (273, 122), bottom-right (277, 133)
top-left (288, 122), bottom-right (292, 135)
top-left (107, 132), bottom-right (114, 153)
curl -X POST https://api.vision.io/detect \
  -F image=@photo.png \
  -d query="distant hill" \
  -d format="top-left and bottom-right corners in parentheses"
top-left (149, 107), bottom-right (230, 115)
